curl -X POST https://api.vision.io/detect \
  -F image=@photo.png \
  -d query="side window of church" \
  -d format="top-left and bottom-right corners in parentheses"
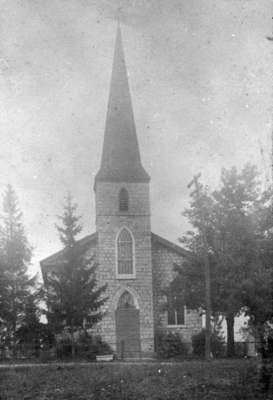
top-left (117, 228), bottom-right (134, 275)
top-left (167, 293), bottom-right (185, 325)
top-left (119, 188), bottom-right (129, 212)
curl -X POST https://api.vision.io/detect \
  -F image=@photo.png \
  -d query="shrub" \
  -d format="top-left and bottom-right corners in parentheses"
top-left (234, 342), bottom-right (248, 358)
top-left (94, 336), bottom-right (113, 355)
top-left (56, 336), bottom-right (72, 359)
top-left (78, 334), bottom-right (113, 360)
top-left (56, 332), bottom-right (113, 360)
top-left (155, 331), bottom-right (188, 359)
top-left (192, 329), bottom-right (225, 358)
top-left (39, 347), bottom-right (56, 362)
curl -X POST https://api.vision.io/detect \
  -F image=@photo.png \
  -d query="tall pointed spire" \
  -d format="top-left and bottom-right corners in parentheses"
top-left (95, 25), bottom-right (150, 185)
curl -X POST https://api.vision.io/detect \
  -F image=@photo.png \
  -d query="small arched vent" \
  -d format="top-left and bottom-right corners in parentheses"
top-left (119, 188), bottom-right (129, 212)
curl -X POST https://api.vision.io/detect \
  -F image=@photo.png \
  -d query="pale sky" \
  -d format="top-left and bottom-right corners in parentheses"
top-left (0, 0), bottom-right (272, 277)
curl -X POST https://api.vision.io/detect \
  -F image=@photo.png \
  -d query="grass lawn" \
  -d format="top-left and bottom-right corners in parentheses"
top-left (0, 359), bottom-right (270, 399)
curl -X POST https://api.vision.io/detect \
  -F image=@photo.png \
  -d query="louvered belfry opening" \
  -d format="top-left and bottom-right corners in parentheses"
top-left (119, 188), bottom-right (129, 211)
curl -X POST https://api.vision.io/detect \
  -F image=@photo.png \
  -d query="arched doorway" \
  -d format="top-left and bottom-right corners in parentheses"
top-left (115, 290), bottom-right (141, 358)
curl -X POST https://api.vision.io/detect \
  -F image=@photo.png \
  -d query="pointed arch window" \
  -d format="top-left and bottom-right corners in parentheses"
top-left (119, 188), bottom-right (129, 212)
top-left (116, 228), bottom-right (135, 278)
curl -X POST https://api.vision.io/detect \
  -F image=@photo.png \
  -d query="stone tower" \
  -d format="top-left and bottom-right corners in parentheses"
top-left (94, 26), bottom-right (154, 357)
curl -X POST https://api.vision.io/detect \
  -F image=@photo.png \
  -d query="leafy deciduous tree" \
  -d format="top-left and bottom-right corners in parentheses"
top-left (173, 164), bottom-right (263, 356)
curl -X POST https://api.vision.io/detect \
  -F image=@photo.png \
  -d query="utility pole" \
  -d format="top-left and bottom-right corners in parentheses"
top-left (266, 35), bottom-right (273, 188)
top-left (188, 173), bottom-right (212, 361)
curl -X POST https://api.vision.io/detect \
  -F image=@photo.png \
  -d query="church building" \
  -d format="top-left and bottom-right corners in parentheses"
top-left (40, 26), bottom-right (202, 358)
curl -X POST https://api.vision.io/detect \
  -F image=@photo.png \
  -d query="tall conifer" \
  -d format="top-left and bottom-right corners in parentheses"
top-left (0, 185), bottom-right (34, 342)
top-left (45, 194), bottom-right (107, 356)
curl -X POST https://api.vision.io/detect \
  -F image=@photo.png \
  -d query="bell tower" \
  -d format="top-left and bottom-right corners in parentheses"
top-left (94, 25), bottom-right (154, 356)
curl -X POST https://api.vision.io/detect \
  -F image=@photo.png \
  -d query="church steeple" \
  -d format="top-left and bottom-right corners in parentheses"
top-left (95, 25), bottom-right (150, 185)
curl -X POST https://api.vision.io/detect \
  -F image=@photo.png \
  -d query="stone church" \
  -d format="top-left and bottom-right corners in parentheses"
top-left (41, 26), bottom-right (202, 358)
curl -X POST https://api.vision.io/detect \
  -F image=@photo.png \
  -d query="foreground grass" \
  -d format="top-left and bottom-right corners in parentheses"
top-left (0, 359), bottom-right (270, 399)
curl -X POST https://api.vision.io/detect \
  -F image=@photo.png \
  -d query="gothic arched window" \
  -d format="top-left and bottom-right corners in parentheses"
top-left (117, 228), bottom-right (134, 277)
top-left (119, 188), bottom-right (129, 212)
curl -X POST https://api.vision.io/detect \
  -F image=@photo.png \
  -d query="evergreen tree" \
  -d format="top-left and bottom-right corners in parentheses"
top-left (0, 185), bottom-right (35, 343)
top-left (45, 194), bottom-right (107, 356)
top-left (15, 294), bottom-right (54, 355)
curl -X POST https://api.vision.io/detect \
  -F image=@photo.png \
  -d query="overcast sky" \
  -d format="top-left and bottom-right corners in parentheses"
top-left (0, 0), bottom-right (272, 276)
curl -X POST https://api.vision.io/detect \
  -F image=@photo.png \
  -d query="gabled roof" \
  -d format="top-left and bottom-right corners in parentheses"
top-left (95, 25), bottom-right (149, 185)
top-left (40, 233), bottom-right (97, 268)
top-left (40, 231), bottom-right (189, 275)
top-left (151, 232), bottom-right (190, 257)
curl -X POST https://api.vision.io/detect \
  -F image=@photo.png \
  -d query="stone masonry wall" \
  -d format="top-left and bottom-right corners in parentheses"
top-left (95, 181), bottom-right (154, 354)
top-left (152, 241), bottom-right (202, 345)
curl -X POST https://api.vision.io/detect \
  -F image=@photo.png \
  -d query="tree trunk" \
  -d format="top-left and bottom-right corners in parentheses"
top-left (258, 328), bottom-right (272, 394)
top-left (226, 314), bottom-right (235, 357)
top-left (71, 324), bottom-right (76, 359)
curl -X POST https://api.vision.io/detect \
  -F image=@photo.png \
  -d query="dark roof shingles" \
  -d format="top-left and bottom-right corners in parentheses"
top-left (95, 26), bottom-right (149, 185)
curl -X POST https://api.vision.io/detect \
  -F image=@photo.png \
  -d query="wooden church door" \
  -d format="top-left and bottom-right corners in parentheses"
top-left (115, 291), bottom-right (141, 358)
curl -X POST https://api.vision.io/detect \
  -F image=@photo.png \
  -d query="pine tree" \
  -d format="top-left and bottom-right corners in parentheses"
top-left (0, 185), bottom-right (35, 344)
top-left (15, 294), bottom-right (54, 355)
top-left (45, 194), bottom-right (107, 357)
